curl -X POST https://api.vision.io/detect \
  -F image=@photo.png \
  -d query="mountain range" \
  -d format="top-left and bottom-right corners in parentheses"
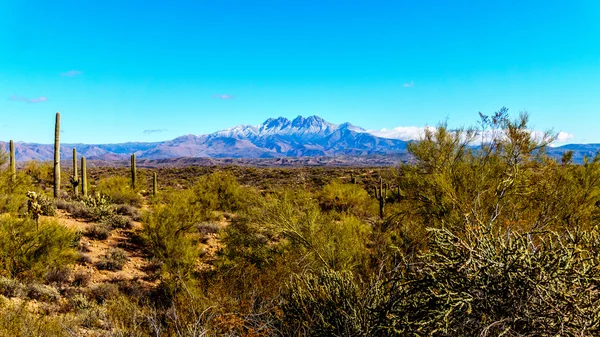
top-left (2, 115), bottom-right (408, 162)
top-left (1, 115), bottom-right (597, 164)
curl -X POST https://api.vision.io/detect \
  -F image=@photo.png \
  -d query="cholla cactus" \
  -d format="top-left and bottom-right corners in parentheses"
top-left (26, 191), bottom-right (43, 230)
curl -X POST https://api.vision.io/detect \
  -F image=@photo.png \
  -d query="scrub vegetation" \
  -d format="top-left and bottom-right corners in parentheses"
top-left (2, 109), bottom-right (600, 336)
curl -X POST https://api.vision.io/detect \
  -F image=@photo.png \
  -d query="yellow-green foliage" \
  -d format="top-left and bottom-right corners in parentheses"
top-left (142, 189), bottom-right (202, 275)
top-left (0, 215), bottom-right (77, 280)
top-left (0, 302), bottom-right (74, 337)
top-left (22, 161), bottom-right (53, 189)
top-left (396, 109), bottom-right (600, 236)
top-left (318, 179), bottom-right (377, 217)
top-left (260, 190), bottom-right (372, 271)
top-left (0, 150), bottom-right (34, 213)
top-left (191, 171), bottom-right (257, 216)
top-left (94, 176), bottom-right (142, 206)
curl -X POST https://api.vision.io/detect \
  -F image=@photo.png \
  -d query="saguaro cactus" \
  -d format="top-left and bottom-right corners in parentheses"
top-left (153, 171), bottom-right (158, 196)
top-left (375, 177), bottom-right (387, 219)
top-left (350, 173), bottom-right (357, 184)
top-left (9, 140), bottom-right (15, 183)
top-left (131, 153), bottom-right (137, 189)
top-left (81, 156), bottom-right (88, 197)
top-left (54, 112), bottom-right (61, 198)
top-left (71, 148), bottom-right (79, 196)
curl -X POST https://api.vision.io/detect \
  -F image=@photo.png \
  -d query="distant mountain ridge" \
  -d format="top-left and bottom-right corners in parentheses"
top-left (2, 115), bottom-right (598, 163)
top-left (2, 115), bottom-right (407, 162)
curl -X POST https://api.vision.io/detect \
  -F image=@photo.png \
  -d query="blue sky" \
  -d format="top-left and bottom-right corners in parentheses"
top-left (1, 0), bottom-right (599, 144)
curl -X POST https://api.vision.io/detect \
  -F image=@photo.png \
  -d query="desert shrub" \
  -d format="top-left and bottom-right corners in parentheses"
top-left (279, 269), bottom-right (382, 337)
top-left (44, 266), bottom-right (71, 286)
top-left (115, 203), bottom-right (140, 219)
top-left (102, 213), bottom-right (133, 229)
top-left (55, 199), bottom-right (89, 217)
top-left (0, 302), bottom-right (74, 337)
top-left (71, 269), bottom-right (92, 287)
top-left (94, 176), bottom-right (142, 206)
top-left (0, 152), bottom-right (33, 213)
top-left (0, 216), bottom-right (77, 280)
top-left (96, 248), bottom-right (128, 271)
top-left (261, 193), bottom-right (372, 271)
top-left (318, 180), bottom-right (377, 217)
top-left (373, 226), bottom-right (600, 336)
top-left (22, 160), bottom-right (53, 187)
top-left (36, 193), bottom-right (56, 216)
top-left (81, 193), bottom-right (114, 220)
top-left (26, 283), bottom-right (60, 302)
top-left (90, 283), bottom-right (120, 304)
top-left (77, 253), bottom-right (93, 265)
top-left (69, 293), bottom-right (93, 310)
top-left (191, 171), bottom-right (259, 217)
top-left (142, 189), bottom-right (202, 274)
top-left (0, 277), bottom-right (26, 298)
top-left (86, 223), bottom-right (112, 240)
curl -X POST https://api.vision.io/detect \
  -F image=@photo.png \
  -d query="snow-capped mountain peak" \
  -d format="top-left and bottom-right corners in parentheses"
top-left (214, 115), bottom-right (351, 138)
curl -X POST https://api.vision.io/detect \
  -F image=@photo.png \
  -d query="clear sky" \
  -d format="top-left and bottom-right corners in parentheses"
top-left (1, 0), bottom-right (599, 144)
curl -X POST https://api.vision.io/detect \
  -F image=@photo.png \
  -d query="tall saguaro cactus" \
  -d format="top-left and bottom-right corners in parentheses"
top-left (71, 148), bottom-right (79, 196)
top-left (81, 156), bottom-right (87, 197)
top-left (131, 154), bottom-right (137, 189)
top-left (54, 112), bottom-right (61, 198)
top-left (375, 177), bottom-right (387, 219)
top-left (9, 140), bottom-right (15, 183)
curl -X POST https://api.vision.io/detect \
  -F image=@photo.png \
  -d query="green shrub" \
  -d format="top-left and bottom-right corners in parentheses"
top-left (102, 213), bottom-right (132, 229)
top-left (262, 194), bottom-right (372, 271)
top-left (0, 277), bottom-right (25, 298)
top-left (374, 226), bottom-right (600, 336)
top-left (36, 193), bottom-right (56, 216)
top-left (96, 248), bottom-right (128, 271)
top-left (26, 283), bottom-right (60, 302)
top-left (90, 283), bottom-right (119, 304)
top-left (94, 176), bottom-right (142, 206)
top-left (71, 269), bottom-right (92, 287)
top-left (44, 266), bottom-right (71, 286)
top-left (318, 180), bottom-right (377, 217)
top-left (85, 223), bottom-right (112, 240)
top-left (191, 171), bottom-right (258, 217)
top-left (142, 189), bottom-right (202, 274)
top-left (0, 302), bottom-right (74, 337)
top-left (0, 216), bottom-right (77, 280)
top-left (280, 269), bottom-right (381, 337)
top-left (81, 193), bottom-right (114, 220)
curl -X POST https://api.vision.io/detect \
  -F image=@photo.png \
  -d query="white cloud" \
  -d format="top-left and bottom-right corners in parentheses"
top-left (403, 81), bottom-right (414, 87)
top-left (8, 95), bottom-right (48, 103)
top-left (367, 126), bottom-right (433, 141)
top-left (368, 125), bottom-right (575, 146)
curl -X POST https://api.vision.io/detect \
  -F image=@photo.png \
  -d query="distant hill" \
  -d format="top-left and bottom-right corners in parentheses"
top-left (1, 115), bottom-right (597, 164)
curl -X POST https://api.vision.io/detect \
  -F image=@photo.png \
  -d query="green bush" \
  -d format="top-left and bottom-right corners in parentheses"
top-left (280, 269), bottom-right (381, 337)
top-left (142, 189), bottom-right (202, 274)
top-left (96, 248), bottom-right (128, 271)
top-left (0, 216), bottom-right (77, 280)
top-left (85, 223), bottom-right (112, 240)
top-left (318, 180), bottom-right (377, 217)
top-left (191, 171), bottom-right (258, 217)
top-left (102, 213), bottom-right (132, 229)
top-left (374, 226), bottom-right (600, 336)
top-left (94, 176), bottom-right (142, 206)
